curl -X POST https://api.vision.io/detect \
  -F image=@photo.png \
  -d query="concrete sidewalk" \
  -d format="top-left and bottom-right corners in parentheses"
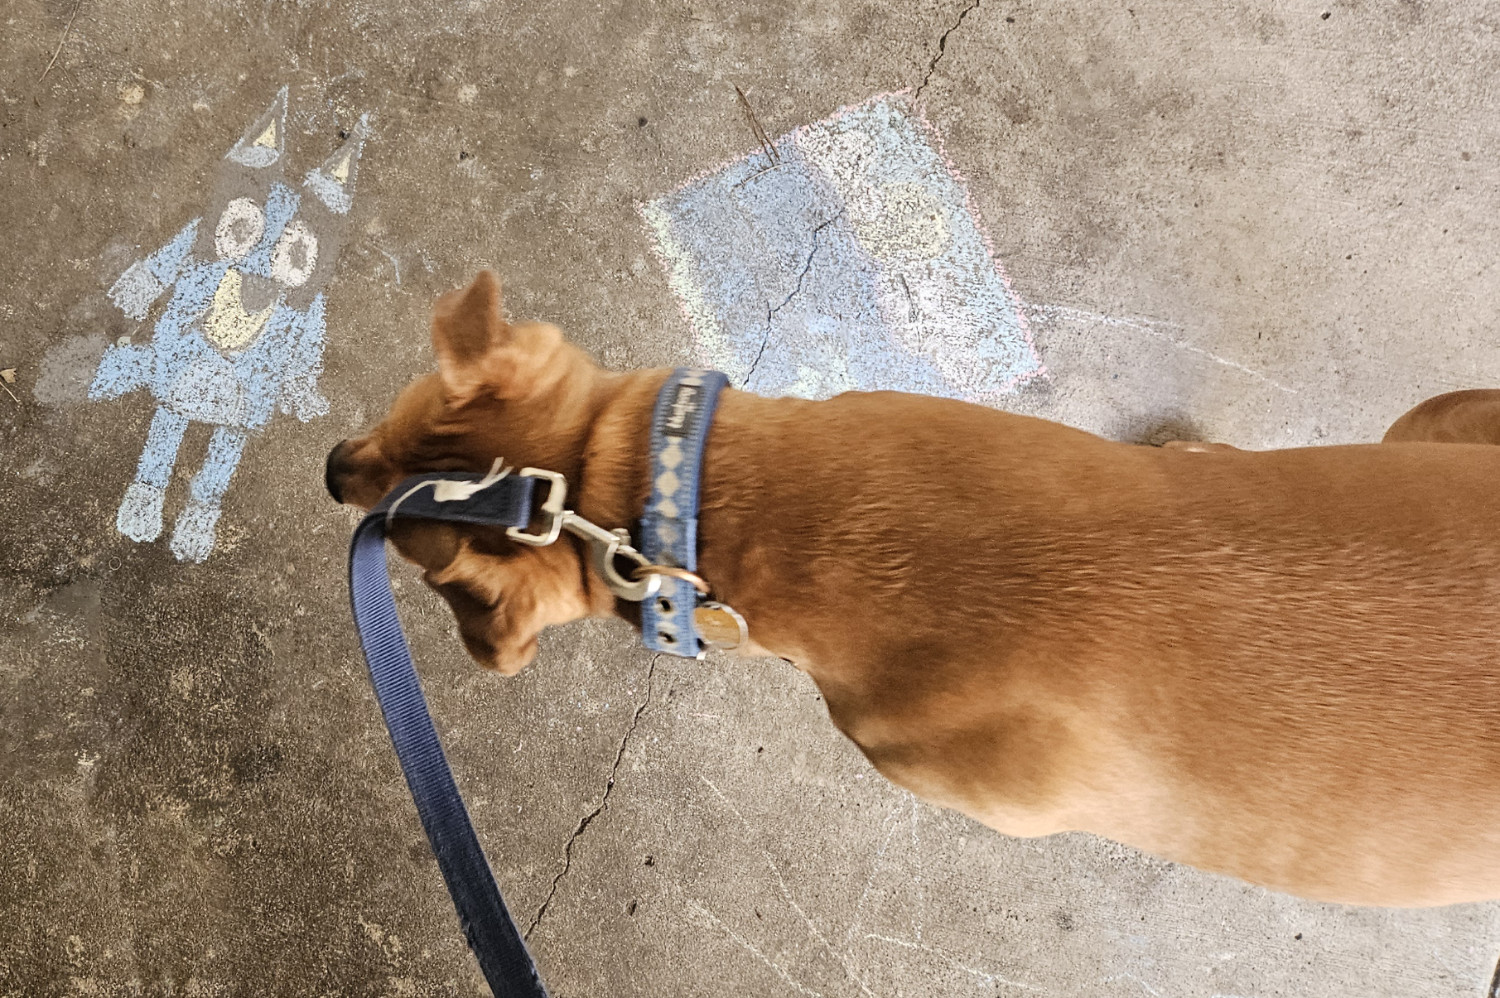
top-left (4, 0), bottom-right (1500, 994)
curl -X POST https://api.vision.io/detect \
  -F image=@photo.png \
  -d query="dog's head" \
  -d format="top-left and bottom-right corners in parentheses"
top-left (326, 271), bottom-right (618, 673)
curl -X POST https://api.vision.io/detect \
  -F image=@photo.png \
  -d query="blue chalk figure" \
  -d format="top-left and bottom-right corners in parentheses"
top-left (91, 89), bottom-right (369, 562)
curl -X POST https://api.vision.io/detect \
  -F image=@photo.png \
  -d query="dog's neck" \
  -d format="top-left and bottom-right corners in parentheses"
top-left (570, 367), bottom-right (674, 619)
top-left (572, 369), bottom-right (818, 665)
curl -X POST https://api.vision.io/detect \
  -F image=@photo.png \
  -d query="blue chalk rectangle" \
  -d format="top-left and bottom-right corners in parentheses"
top-left (643, 95), bottom-right (1041, 401)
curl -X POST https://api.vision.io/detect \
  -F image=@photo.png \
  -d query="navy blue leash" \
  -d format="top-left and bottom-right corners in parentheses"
top-left (349, 471), bottom-right (549, 997)
top-left (344, 369), bottom-right (738, 995)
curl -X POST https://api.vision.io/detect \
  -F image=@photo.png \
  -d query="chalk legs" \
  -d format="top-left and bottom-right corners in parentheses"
top-left (171, 425), bottom-right (247, 563)
top-left (116, 407), bottom-right (188, 542)
top-left (113, 408), bottom-right (247, 562)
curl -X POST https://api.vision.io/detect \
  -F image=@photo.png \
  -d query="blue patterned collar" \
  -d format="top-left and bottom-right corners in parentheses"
top-left (637, 369), bottom-right (746, 657)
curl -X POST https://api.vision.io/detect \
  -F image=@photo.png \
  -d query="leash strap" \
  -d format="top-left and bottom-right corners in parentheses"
top-left (344, 371), bottom-right (732, 989)
top-left (349, 472), bottom-right (550, 998)
top-left (639, 368), bottom-right (730, 657)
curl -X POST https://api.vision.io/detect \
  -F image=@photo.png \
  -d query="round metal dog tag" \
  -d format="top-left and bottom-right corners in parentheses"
top-left (694, 602), bottom-right (748, 652)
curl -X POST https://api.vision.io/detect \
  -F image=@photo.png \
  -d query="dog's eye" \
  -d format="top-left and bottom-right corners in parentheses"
top-left (270, 220), bottom-right (319, 288)
top-left (214, 197), bottom-right (265, 261)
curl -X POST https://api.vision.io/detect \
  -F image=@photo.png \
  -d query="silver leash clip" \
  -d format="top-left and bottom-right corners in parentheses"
top-left (506, 468), bottom-right (661, 602)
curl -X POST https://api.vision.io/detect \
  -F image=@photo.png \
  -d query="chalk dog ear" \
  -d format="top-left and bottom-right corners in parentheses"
top-left (225, 86), bottom-right (288, 169)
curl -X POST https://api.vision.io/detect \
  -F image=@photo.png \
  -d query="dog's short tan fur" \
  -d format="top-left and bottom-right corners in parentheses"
top-left (328, 272), bottom-right (1500, 907)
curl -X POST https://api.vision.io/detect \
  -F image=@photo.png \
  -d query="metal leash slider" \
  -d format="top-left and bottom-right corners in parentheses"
top-left (504, 468), bottom-right (660, 602)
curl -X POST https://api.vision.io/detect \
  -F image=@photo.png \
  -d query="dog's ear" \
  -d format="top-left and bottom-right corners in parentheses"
top-left (432, 270), bottom-right (508, 402)
top-left (431, 270), bottom-right (563, 403)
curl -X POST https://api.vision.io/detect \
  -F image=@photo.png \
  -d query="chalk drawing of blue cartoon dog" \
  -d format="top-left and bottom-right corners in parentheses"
top-left (90, 88), bottom-right (368, 562)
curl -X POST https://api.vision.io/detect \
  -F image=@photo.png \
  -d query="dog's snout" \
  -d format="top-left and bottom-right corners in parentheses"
top-left (325, 440), bottom-right (351, 504)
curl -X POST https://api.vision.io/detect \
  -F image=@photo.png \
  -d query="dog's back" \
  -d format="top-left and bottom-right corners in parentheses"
top-left (695, 389), bottom-right (1500, 904)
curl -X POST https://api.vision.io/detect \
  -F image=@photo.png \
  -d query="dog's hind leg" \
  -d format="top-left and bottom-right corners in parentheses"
top-left (1382, 389), bottom-right (1500, 444)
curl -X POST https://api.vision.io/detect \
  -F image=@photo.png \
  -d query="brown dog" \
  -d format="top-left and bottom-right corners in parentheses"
top-left (327, 272), bottom-right (1500, 907)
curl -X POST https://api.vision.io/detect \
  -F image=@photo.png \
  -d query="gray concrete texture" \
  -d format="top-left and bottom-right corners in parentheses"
top-left (4, 0), bottom-right (1500, 995)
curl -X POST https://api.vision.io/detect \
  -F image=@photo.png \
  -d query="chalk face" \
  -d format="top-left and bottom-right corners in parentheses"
top-left (88, 88), bottom-right (370, 563)
top-left (642, 95), bottom-right (1040, 401)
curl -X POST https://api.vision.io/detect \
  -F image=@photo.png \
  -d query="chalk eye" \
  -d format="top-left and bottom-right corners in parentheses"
top-left (270, 219), bottom-right (319, 288)
top-left (214, 197), bottom-right (265, 261)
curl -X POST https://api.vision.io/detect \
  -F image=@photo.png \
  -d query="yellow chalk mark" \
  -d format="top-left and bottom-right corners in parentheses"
top-left (846, 182), bottom-right (951, 262)
top-left (329, 152), bottom-right (351, 183)
top-left (253, 119), bottom-right (277, 149)
top-left (203, 270), bottom-right (273, 352)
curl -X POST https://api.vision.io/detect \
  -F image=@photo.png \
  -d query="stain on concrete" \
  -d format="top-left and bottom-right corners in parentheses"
top-left (34, 334), bottom-right (109, 406)
top-left (642, 94), bottom-right (1041, 401)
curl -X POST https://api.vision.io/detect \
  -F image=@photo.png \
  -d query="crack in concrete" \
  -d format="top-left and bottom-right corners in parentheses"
top-left (525, 654), bottom-right (661, 939)
top-left (1486, 949), bottom-right (1500, 998)
top-left (915, 0), bottom-right (982, 101)
top-left (701, 774), bottom-right (879, 997)
top-left (743, 210), bottom-right (847, 388)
